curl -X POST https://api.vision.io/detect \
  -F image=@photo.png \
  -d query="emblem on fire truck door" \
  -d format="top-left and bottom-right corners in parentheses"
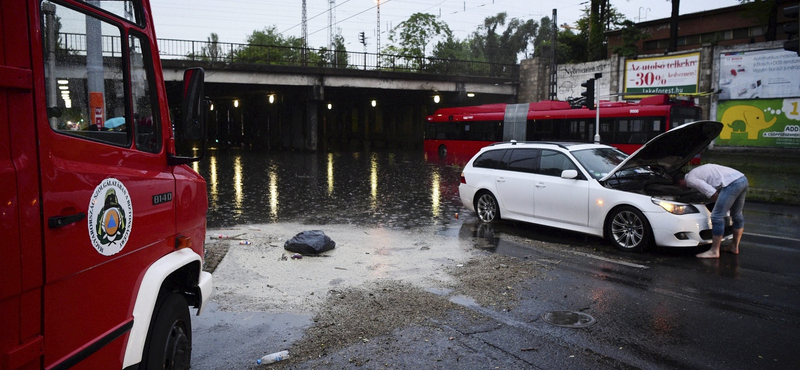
top-left (87, 178), bottom-right (133, 256)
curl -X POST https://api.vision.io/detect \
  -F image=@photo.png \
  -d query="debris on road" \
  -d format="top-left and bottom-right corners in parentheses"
top-left (256, 350), bottom-right (289, 365)
top-left (284, 230), bottom-right (336, 255)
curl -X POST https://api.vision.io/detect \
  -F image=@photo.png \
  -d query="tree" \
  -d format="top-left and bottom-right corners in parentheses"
top-left (387, 13), bottom-right (453, 58)
top-left (471, 12), bottom-right (538, 65)
top-left (667, 0), bottom-right (680, 52)
top-left (199, 33), bottom-right (223, 62)
top-left (234, 27), bottom-right (306, 65)
top-left (575, 3), bottom-right (626, 61)
top-left (739, 0), bottom-right (779, 41)
top-left (612, 20), bottom-right (649, 57)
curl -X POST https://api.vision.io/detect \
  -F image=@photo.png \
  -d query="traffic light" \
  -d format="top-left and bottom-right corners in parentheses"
top-left (785, 4), bottom-right (799, 55)
top-left (358, 31), bottom-right (366, 45)
top-left (581, 78), bottom-right (595, 110)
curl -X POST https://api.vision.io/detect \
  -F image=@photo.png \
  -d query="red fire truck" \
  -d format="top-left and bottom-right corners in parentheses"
top-left (1, 0), bottom-right (211, 369)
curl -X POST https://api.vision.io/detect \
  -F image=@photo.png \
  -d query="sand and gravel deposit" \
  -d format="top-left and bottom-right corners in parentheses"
top-left (204, 222), bottom-right (551, 364)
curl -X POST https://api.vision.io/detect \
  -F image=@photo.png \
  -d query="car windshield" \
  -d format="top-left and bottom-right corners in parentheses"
top-left (572, 147), bottom-right (641, 180)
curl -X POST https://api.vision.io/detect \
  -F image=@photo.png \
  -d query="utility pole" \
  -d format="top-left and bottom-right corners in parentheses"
top-left (376, 0), bottom-right (381, 67)
top-left (302, 0), bottom-right (308, 49)
top-left (549, 9), bottom-right (557, 100)
top-left (328, 0), bottom-right (336, 52)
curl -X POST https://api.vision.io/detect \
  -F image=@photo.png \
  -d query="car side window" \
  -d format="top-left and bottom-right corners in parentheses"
top-left (473, 149), bottom-right (506, 169)
top-left (539, 149), bottom-right (579, 177)
top-left (506, 149), bottom-right (539, 173)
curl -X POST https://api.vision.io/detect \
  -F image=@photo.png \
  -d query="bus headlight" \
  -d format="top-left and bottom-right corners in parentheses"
top-left (652, 199), bottom-right (699, 215)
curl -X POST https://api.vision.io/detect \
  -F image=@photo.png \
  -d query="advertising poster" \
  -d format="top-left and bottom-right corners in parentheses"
top-left (555, 60), bottom-right (610, 102)
top-left (718, 49), bottom-right (800, 100)
top-left (716, 98), bottom-right (800, 148)
top-left (623, 53), bottom-right (700, 98)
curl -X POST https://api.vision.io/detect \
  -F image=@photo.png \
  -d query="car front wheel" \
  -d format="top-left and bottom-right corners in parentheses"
top-left (143, 293), bottom-right (192, 370)
top-left (475, 192), bottom-right (500, 223)
top-left (606, 206), bottom-right (651, 252)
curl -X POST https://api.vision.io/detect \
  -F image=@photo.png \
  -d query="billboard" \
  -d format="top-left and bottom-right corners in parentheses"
top-left (556, 60), bottom-right (610, 102)
top-left (716, 98), bottom-right (800, 148)
top-left (623, 53), bottom-right (700, 98)
top-left (718, 49), bottom-right (800, 100)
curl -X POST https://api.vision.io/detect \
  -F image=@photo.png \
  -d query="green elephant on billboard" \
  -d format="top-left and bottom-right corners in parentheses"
top-left (719, 105), bottom-right (777, 140)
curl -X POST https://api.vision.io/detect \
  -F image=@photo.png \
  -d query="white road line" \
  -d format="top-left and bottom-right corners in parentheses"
top-left (567, 251), bottom-right (649, 269)
top-left (745, 232), bottom-right (800, 243)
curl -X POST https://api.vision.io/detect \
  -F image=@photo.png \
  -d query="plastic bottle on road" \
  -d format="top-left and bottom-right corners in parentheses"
top-left (256, 350), bottom-right (289, 365)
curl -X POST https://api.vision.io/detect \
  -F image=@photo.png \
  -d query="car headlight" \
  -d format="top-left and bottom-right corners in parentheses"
top-left (652, 198), bottom-right (699, 215)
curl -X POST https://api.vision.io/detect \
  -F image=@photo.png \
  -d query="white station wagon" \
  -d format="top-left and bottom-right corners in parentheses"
top-left (458, 120), bottom-right (731, 252)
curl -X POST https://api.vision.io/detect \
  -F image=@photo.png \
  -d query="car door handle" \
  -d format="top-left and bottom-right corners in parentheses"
top-left (496, 178), bottom-right (506, 183)
top-left (48, 212), bottom-right (86, 229)
top-left (535, 182), bottom-right (545, 188)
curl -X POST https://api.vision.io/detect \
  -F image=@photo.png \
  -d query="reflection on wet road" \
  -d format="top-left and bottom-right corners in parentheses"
top-left (194, 149), bottom-right (800, 370)
top-left (194, 150), bottom-right (462, 229)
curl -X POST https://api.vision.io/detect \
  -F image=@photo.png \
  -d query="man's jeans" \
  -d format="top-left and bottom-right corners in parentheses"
top-left (712, 176), bottom-right (748, 236)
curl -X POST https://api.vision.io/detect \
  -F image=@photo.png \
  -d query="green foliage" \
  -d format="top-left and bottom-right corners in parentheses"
top-left (188, 33), bottom-right (225, 62)
top-left (612, 20), bottom-right (649, 58)
top-left (469, 12), bottom-right (538, 66)
top-left (234, 27), bottom-right (307, 65)
top-left (315, 34), bottom-right (349, 68)
top-left (388, 13), bottom-right (453, 58)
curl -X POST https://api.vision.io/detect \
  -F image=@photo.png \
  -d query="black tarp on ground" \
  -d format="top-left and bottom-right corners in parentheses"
top-left (284, 230), bottom-right (336, 254)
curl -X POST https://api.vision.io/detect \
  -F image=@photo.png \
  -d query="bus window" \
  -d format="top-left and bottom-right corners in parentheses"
top-left (670, 106), bottom-right (702, 128)
top-left (526, 119), bottom-right (553, 141)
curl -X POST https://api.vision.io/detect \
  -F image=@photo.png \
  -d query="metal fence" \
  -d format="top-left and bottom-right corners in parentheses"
top-left (56, 34), bottom-right (519, 80)
top-left (156, 38), bottom-right (519, 80)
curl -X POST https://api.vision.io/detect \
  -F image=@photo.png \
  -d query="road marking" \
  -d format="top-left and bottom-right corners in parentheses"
top-left (567, 251), bottom-right (649, 269)
top-left (745, 232), bottom-right (800, 243)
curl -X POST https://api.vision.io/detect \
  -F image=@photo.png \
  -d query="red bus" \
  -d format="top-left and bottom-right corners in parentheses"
top-left (424, 94), bottom-right (702, 164)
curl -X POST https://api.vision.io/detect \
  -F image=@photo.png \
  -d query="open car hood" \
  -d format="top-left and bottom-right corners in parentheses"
top-left (599, 120), bottom-right (723, 181)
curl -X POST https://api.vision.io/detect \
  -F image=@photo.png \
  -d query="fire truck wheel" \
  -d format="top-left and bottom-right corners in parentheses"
top-left (143, 293), bottom-right (192, 370)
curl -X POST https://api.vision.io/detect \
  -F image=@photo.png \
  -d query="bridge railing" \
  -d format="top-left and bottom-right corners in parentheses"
top-left (155, 38), bottom-right (519, 80)
top-left (56, 33), bottom-right (518, 80)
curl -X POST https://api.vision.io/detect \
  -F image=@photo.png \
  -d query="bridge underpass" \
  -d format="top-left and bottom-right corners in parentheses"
top-left (161, 60), bottom-right (518, 152)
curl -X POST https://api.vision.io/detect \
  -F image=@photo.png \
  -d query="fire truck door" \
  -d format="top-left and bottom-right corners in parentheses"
top-left (36, 3), bottom-right (176, 368)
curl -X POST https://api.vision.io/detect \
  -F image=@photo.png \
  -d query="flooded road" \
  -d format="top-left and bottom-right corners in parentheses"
top-left (192, 149), bottom-right (800, 370)
top-left (193, 150), bottom-right (462, 229)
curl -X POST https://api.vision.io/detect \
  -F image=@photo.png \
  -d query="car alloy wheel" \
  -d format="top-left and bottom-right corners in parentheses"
top-left (608, 206), bottom-right (650, 252)
top-left (476, 192), bottom-right (499, 223)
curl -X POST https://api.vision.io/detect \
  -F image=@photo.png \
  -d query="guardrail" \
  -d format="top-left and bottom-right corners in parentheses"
top-left (58, 33), bottom-right (518, 80)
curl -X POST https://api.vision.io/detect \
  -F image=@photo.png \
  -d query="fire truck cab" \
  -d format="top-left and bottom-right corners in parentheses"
top-left (1, 0), bottom-right (211, 369)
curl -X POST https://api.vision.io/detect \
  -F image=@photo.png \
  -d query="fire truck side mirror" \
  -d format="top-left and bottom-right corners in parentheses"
top-left (170, 68), bottom-right (207, 165)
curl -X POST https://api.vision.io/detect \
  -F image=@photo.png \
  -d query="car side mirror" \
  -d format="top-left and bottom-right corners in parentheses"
top-left (169, 68), bottom-right (206, 165)
top-left (561, 169), bottom-right (579, 179)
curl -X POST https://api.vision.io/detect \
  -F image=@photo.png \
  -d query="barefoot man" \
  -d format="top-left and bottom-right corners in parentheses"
top-left (676, 164), bottom-right (748, 259)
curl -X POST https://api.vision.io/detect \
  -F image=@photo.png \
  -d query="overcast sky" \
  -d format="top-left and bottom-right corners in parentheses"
top-left (150, 0), bottom-right (740, 52)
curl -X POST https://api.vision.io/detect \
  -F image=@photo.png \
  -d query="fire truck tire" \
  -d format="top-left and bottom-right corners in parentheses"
top-left (143, 293), bottom-right (192, 370)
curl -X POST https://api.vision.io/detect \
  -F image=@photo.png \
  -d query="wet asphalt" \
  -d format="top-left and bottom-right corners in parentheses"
top-left (191, 149), bottom-right (800, 370)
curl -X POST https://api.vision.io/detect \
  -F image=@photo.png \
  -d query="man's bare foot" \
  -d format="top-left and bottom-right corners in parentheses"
top-left (720, 245), bottom-right (739, 254)
top-left (696, 250), bottom-right (720, 259)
